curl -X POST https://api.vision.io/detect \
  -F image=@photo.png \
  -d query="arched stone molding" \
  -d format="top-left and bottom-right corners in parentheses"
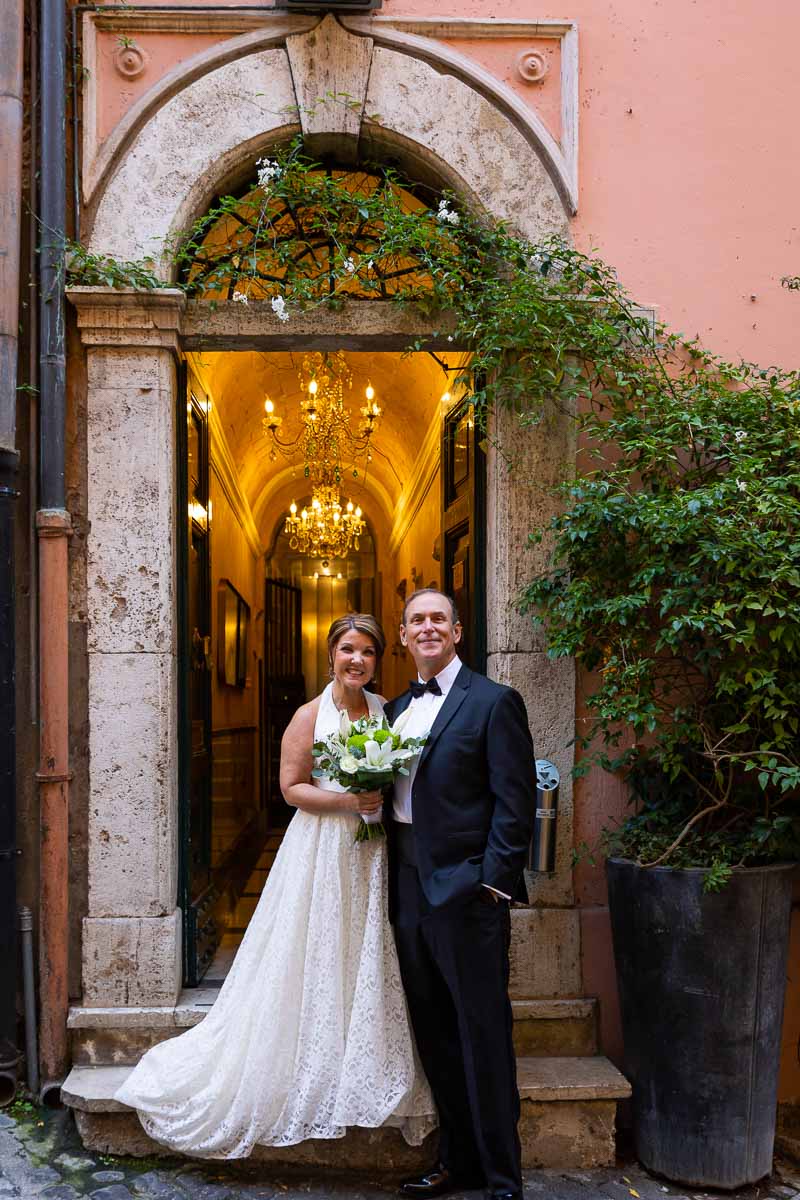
top-left (344, 17), bottom-right (577, 214)
top-left (81, 17), bottom-right (317, 210)
top-left (361, 47), bottom-right (565, 241)
top-left (87, 48), bottom-right (299, 267)
top-left (86, 16), bottom-right (570, 268)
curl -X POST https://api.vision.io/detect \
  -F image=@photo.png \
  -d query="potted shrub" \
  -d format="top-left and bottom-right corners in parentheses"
top-left (520, 306), bottom-right (800, 1187)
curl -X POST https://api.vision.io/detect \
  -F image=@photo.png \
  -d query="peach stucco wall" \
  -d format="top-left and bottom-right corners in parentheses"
top-left (88, 0), bottom-right (800, 1103)
top-left (394, 0), bottom-right (800, 370)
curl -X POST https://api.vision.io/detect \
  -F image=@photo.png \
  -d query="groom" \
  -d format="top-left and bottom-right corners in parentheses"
top-left (385, 589), bottom-right (536, 1200)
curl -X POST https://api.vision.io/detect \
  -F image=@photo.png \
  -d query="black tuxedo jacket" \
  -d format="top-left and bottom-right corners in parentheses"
top-left (384, 663), bottom-right (536, 914)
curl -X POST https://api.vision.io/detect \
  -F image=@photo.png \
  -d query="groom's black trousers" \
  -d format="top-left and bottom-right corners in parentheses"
top-left (392, 832), bottom-right (522, 1195)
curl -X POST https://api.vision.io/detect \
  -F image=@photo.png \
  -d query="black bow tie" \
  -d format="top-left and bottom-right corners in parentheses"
top-left (409, 677), bottom-right (442, 698)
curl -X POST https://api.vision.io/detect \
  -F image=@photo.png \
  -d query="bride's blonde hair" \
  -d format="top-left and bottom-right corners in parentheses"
top-left (327, 614), bottom-right (386, 676)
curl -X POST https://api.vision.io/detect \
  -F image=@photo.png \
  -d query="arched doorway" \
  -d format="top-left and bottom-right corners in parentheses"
top-left (170, 155), bottom-right (494, 981)
top-left (73, 12), bottom-right (577, 1017)
top-left (179, 311), bottom-right (483, 982)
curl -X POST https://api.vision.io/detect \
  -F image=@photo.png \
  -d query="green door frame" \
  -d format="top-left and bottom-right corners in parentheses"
top-left (176, 365), bottom-right (216, 986)
top-left (442, 394), bottom-right (487, 673)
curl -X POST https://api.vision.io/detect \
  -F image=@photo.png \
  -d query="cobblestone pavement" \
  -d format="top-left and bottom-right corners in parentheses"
top-left (1, 1103), bottom-right (799, 1200)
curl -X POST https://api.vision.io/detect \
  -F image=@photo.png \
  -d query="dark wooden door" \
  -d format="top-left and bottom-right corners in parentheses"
top-left (264, 579), bottom-right (305, 829)
top-left (177, 368), bottom-right (218, 985)
top-left (442, 399), bottom-right (486, 672)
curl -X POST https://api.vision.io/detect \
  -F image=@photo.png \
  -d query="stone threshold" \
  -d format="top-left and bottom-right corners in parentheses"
top-left (68, 994), bottom-right (597, 1030)
top-left (62, 1056), bottom-right (630, 1114)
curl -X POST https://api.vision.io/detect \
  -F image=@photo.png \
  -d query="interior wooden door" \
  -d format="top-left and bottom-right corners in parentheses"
top-left (264, 578), bottom-right (305, 829)
top-left (441, 398), bottom-right (486, 672)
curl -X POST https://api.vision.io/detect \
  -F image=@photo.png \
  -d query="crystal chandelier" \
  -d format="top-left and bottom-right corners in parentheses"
top-left (284, 485), bottom-right (364, 559)
top-left (262, 351), bottom-right (380, 559)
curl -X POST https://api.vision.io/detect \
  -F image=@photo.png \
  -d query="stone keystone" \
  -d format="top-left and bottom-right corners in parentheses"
top-left (286, 14), bottom-right (373, 163)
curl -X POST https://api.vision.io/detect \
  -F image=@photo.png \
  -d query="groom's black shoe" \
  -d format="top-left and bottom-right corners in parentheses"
top-left (399, 1164), bottom-right (482, 1197)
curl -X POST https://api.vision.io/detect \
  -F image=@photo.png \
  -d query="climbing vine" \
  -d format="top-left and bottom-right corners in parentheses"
top-left (65, 141), bottom-right (800, 871)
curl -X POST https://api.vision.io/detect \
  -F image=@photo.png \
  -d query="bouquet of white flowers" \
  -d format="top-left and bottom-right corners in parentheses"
top-left (312, 708), bottom-right (427, 842)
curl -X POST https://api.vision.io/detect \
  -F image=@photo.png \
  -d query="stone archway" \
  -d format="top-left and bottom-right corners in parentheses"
top-left (85, 16), bottom-right (570, 265)
top-left (71, 15), bottom-right (579, 1013)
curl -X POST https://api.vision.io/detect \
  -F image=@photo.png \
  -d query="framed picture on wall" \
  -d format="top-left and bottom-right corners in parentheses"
top-left (218, 579), bottom-right (250, 688)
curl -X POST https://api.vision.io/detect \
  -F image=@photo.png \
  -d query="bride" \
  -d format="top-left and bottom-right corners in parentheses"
top-left (116, 613), bottom-right (435, 1157)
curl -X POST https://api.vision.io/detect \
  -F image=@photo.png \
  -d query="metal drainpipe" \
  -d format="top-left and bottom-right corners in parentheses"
top-left (37, 0), bottom-right (72, 1095)
top-left (0, 0), bottom-right (25, 1108)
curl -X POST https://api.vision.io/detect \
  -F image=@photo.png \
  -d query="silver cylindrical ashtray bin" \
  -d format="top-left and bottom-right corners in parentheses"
top-left (528, 758), bottom-right (560, 872)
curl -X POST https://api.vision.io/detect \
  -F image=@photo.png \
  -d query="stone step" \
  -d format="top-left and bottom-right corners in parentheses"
top-left (62, 1056), bottom-right (630, 1169)
top-left (511, 998), bottom-right (597, 1056)
top-left (69, 994), bottom-right (598, 1066)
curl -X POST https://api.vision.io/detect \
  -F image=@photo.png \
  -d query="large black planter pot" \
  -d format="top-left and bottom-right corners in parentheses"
top-left (606, 858), bottom-right (796, 1189)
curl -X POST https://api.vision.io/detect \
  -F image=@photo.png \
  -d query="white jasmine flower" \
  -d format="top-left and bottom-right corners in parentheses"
top-left (343, 257), bottom-right (356, 274)
top-left (437, 199), bottom-right (460, 226)
top-left (734, 429), bottom-right (747, 442)
top-left (271, 295), bottom-right (289, 322)
top-left (736, 479), bottom-right (747, 492)
top-left (256, 157), bottom-right (281, 189)
top-left (366, 259), bottom-right (374, 270)
top-left (232, 290), bottom-right (248, 305)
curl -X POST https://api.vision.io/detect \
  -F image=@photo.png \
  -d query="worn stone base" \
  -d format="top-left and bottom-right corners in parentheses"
top-left (74, 1110), bottom-right (435, 1172)
top-left (519, 1101), bottom-right (617, 1170)
top-left (70, 1056), bottom-right (629, 1171)
top-left (82, 909), bottom-right (182, 1007)
top-left (74, 1101), bottom-right (617, 1171)
top-left (512, 999), bottom-right (597, 1057)
top-left (509, 907), bottom-right (581, 998)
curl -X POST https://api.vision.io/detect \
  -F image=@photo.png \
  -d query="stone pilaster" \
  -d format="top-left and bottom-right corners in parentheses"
top-left (68, 287), bottom-right (185, 1007)
top-left (486, 398), bottom-right (577, 916)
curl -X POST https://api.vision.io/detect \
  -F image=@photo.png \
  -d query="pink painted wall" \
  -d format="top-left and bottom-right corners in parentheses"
top-left (388, 0), bottom-right (800, 369)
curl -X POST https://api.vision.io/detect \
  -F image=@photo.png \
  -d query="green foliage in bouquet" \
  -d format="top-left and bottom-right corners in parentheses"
top-left (312, 713), bottom-right (427, 843)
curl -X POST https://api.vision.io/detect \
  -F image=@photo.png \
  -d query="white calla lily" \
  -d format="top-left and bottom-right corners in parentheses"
top-left (390, 708), bottom-right (412, 737)
top-left (390, 747), bottom-right (416, 762)
top-left (338, 710), bottom-right (352, 739)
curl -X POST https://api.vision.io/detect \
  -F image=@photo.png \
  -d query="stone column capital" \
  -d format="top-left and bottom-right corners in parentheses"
top-left (67, 286), bottom-right (186, 352)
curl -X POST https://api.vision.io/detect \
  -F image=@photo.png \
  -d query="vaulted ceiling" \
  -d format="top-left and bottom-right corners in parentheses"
top-left (189, 349), bottom-right (468, 549)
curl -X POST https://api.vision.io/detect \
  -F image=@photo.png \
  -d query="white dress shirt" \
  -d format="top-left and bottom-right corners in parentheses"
top-left (392, 654), bottom-right (509, 901)
top-left (393, 653), bottom-right (462, 823)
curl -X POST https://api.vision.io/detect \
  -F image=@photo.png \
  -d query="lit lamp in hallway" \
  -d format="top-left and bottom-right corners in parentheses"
top-left (261, 351), bottom-right (376, 558)
top-left (283, 486), bottom-right (364, 558)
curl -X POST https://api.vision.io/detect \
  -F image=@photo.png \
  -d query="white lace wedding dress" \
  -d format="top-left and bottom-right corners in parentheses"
top-left (115, 683), bottom-right (436, 1158)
